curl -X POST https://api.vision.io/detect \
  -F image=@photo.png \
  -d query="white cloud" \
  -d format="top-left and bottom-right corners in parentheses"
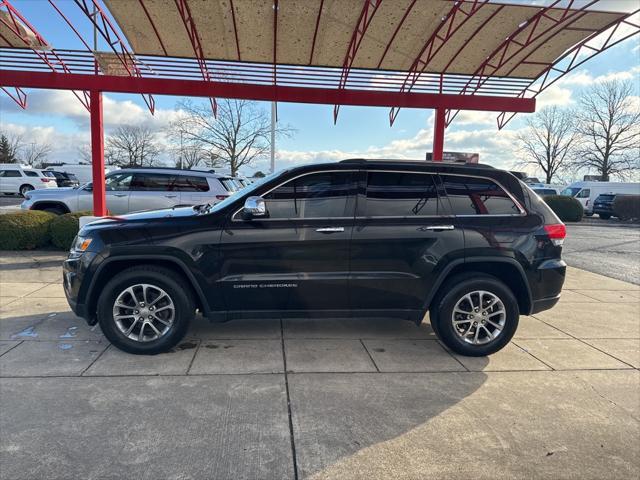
top-left (0, 90), bottom-right (183, 133)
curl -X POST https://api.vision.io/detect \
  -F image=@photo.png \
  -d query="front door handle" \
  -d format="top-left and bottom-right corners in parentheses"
top-left (419, 225), bottom-right (455, 231)
top-left (113, 193), bottom-right (127, 197)
top-left (316, 227), bottom-right (345, 233)
top-left (164, 194), bottom-right (178, 198)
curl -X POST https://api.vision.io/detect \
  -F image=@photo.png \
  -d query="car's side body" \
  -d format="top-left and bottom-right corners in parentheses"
top-left (0, 164), bottom-right (58, 195)
top-left (21, 167), bottom-right (240, 214)
top-left (63, 161), bottom-right (566, 329)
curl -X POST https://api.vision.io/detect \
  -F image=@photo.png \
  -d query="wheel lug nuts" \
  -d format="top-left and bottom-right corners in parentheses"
top-left (134, 310), bottom-right (139, 314)
top-left (140, 303), bottom-right (145, 307)
top-left (148, 315), bottom-right (153, 320)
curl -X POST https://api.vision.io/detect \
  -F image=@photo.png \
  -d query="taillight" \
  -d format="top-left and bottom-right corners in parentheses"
top-left (40, 178), bottom-right (51, 183)
top-left (215, 194), bottom-right (228, 201)
top-left (544, 224), bottom-right (566, 246)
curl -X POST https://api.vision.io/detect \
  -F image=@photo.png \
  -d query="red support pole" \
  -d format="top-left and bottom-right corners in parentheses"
top-left (90, 90), bottom-right (106, 216)
top-left (432, 108), bottom-right (446, 162)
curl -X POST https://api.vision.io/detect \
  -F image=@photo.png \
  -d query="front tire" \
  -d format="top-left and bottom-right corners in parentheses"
top-left (97, 266), bottom-right (195, 354)
top-left (431, 275), bottom-right (519, 356)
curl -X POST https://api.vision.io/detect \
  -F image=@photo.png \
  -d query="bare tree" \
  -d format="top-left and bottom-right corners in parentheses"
top-left (0, 131), bottom-right (23, 163)
top-left (76, 143), bottom-right (92, 164)
top-left (105, 125), bottom-right (160, 168)
top-left (516, 106), bottom-right (579, 184)
top-left (172, 144), bottom-right (210, 169)
top-left (170, 99), bottom-right (293, 176)
top-left (22, 141), bottom-right (52, 167)
top-left (573, 80), bottom-right (640, 181)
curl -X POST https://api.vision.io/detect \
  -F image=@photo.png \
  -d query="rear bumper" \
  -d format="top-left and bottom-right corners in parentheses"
top-left (528, 259), bottom-right (566, 315)
top-left (530, 294), bottom-right (560, 314)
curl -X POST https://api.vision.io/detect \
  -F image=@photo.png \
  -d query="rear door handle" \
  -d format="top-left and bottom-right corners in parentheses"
top-left (164, 194), bottom-right (178, 198)
top-left (419, 225), bottom-right (455, 231)
top-left (113, 193), bottom-right (127, 197)
top-left (316, 227), bottom-right (345, 233)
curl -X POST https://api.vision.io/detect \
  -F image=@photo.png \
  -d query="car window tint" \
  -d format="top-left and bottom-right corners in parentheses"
top-left (264, 171), bottom-right (354, 219)
top-left (0, 170), bottom-right (22, 177)
top-left (576, 189), bottom-right (590, 198)
top-left (442, 175), bottom-right (520, 215)
top-left (130, 173), bottom-right (172, 191)
top-left (172, 175), bottom-right (209, 192)
top-left (364, 172), bottom-right (439, 217)
top-left (105, 173), bottom-right (133, 191)
top-left (24, 170), bottom-right (39, 177)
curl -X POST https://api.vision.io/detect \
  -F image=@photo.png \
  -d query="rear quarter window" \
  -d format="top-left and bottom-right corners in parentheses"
top-left (441, 175), bottom-right (521, 215)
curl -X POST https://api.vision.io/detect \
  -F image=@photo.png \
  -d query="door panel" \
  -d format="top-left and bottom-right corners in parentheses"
top-left (349, 171), bottom-right (464, 312)
top-left (219, 171), bottom-right (356, 312)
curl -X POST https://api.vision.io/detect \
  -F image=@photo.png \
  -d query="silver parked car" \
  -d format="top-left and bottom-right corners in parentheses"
top-left (21, 167), bottom-right (239, 215)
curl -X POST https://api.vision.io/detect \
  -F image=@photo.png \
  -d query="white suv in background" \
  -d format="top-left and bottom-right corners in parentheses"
top-left (21, 167), bottom-right (239, 215)
top-left (0, 164), bottom-right (59, 196)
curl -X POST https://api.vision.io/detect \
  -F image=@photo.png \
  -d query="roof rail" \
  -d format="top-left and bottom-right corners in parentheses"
top-left (339, 158), bottom-right (495, 168)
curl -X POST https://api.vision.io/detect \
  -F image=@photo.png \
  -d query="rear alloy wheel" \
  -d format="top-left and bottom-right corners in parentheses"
top-left (432, 275), bottom-right (519, 356)
top-left (98, 266), bottom-right (194, 354)
top-left (19, 184), bottom-right (34, 197)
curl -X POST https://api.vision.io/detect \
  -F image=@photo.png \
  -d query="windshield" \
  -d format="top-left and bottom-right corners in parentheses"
top-left (561, 187), bottom-right (581, 197)
top-left (204, 170), bottom-right (284, 214)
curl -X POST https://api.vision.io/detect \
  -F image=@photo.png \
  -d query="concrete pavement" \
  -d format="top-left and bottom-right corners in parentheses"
top-left (0, 251), bottom-right (638, 479)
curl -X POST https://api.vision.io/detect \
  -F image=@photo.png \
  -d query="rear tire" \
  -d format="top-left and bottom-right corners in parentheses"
top-left (97, 266), bottom-right (195, 354)
top-left (19, 184), bottom-right (34, 197)
top-left (430, 274), bottom-right (519, 356)
top-left (598, 213), bottom-right (611, 220)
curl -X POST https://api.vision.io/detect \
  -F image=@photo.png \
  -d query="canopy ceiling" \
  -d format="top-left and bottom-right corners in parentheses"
top-left (103, 0), bottom-right (626, 79)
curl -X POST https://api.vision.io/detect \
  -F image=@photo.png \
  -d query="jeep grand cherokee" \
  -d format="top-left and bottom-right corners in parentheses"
top-left (63, 160), bottom-right (566, 356)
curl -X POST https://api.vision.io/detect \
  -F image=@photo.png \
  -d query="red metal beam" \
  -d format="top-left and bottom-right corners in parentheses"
top-left (0, 0), bottom-right (89, 110)
top-left (1, 86), bottom-right (26, 108)
top-left (273, 0), bottom-right (278, 120)
top-left (90, 90), bottom-right (106, 216)
top-left (333, 0), bottom-right (382, 123)
top-left (229, 0), bottom-right (241, 61)
top-left (70, 0), bottom-right (155, 114)
top-left (0, 69), bottom-right (536, 113)
top-left (389, 0), bottom-right (490, 126)
top-left (138, 0), bottom-right (168, 56)
top-left (174, 0), bottom-right (217, 117)
top-left (308, 0), bottom-right (325, 65)
top-left (497, 10), bottom-right (640, 129)
top-left (377, 0), bottom-right (417, 69)
top-left (432, 107), bottom-right (446, 161)
top-left (446, 0), bottom-right (598, 126)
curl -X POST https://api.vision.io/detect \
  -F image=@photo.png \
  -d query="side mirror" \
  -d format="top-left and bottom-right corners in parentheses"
top-left (242, 196), bottom-right (268, 220)
top-left (84, 183), bottom-right (93, 192)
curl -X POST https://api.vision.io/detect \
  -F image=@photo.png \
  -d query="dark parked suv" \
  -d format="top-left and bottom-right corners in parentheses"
top-left (63, 160), bottom-right (567, 356)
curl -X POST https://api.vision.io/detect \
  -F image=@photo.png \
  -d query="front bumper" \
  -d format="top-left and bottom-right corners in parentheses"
top-left (63, 251), bottom-right (99, 324)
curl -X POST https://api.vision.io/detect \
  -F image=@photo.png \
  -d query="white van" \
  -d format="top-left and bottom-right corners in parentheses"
top-left (45, 164), bottom-right (110, 184)
top-left (0, 164), bottom-right (58, 196)
top-left (561, 181), bottom-right (640, 215)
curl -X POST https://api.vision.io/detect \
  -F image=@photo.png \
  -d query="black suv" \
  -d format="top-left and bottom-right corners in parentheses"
top-left (63, 160), bottom-right (566, 356)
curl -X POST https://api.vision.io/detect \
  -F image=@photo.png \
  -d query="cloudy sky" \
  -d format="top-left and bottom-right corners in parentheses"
top-left (0, 0), bottom-right (638, 179)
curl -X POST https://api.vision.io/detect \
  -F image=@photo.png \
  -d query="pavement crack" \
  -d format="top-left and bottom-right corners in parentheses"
top-left (280, 319), bottom-right (299, 480)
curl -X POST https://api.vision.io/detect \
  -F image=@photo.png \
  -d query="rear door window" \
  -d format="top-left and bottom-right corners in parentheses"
top-left (441, 175), bottom-right (521, 215)
top-left (363, 171), bottom-right (440, 217)
top-left (172, 175), bottom-right (210, 192)
top-left (24, 170), bottom-right (39, 177)
top-left (130, 173), bottom-right (173, 191)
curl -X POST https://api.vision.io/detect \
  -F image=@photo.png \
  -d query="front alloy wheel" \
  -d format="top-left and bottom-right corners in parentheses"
top-left (98, 266), bottom-right (194, 354)
top-left (113, 284), bottom-right (175, 342)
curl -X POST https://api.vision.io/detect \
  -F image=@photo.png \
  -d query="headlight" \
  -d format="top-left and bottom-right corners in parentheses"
top-left (71, 236), bottom-right (93, 254)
